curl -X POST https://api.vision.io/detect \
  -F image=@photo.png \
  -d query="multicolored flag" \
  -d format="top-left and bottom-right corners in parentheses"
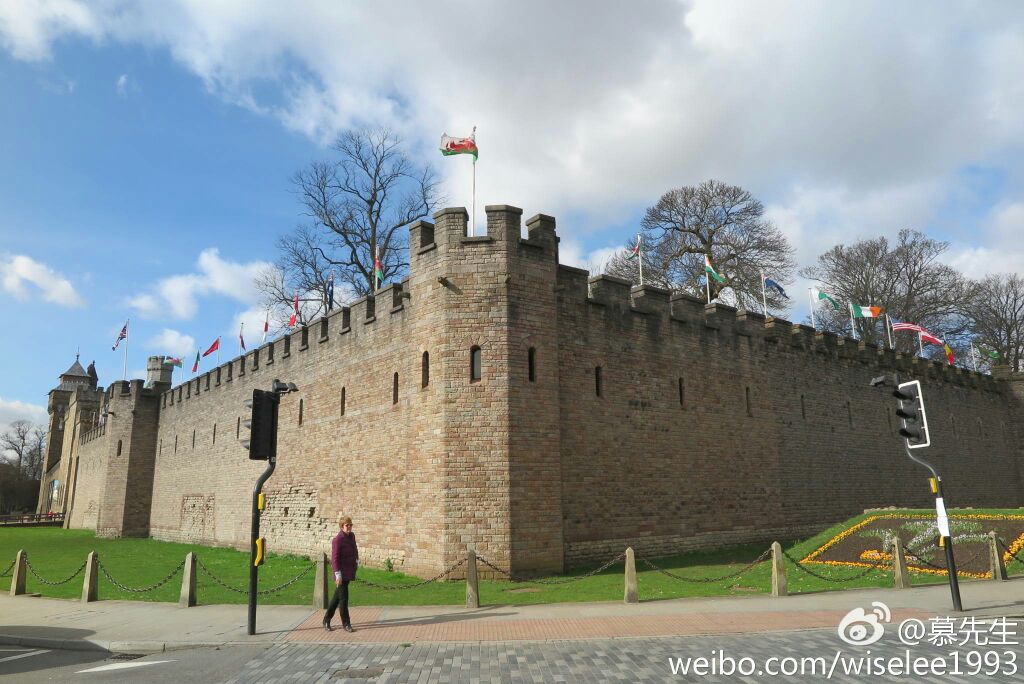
top-left (851, 305), bottom-right (884, 318)
top-left (374, 247), bottom-right (384, 290)
top-left (704, 255), bottom-right (726, 283)
top-left (627, 234), bottom-right (645, 259)
top-left (919, 331), bottom-right (943, 345)
top-left (439, 127), bottom-right (478, 160)
top-left (191, 350), bottom-right (201, 374)
top-left (163, 357), bottom-right (183, 368)
top-left (202, 337), bottom-right (220, 357)
top-left (979, 345), bottom-right (1000, 359)
top-left (809, 288), bottom-right (840, 311)
top-left (289, 294), bottom-right (299, 327)
top-left (112, 321), bottom-right (128, 351)
top-left (763, 275), bottom-right (789, 299)
top-left (943, 343), bottom-right (955, 365)
top-left (239, 323), bottom-right (246, 352)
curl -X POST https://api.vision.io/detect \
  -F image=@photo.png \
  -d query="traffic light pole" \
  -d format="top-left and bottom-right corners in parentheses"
top-left (247, 453), bottom-right (276, 636)
top-left (876, 372), bottom-right (963, 612)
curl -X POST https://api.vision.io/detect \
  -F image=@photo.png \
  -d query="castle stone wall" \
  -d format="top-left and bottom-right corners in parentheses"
top-left (57, 203), bottom-right (1024, 577)
top-left (555, 268), bottom-right (1023, 564)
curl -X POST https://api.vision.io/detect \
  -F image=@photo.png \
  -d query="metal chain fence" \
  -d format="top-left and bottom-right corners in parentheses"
top-left (998, 538), bottom-right (1024, 567)
top-left (476, 552), bottom-right (625, 585)
top-left (639, 548), bottom-right (772, 584)
top-left (97, 558), bottom-right (185, 594)
top-left (24, 555), bottom-right (88, 586)
top-left (0, 558), bottom-right (14, 578)
top-left (197, 558), bottom-right (315, 597)
top-left (782, 549), bottom-right (890, 583)
top-left (902, 543), bottom-right (988, 574)
top-left (356, 557), bottom-right (468, 590)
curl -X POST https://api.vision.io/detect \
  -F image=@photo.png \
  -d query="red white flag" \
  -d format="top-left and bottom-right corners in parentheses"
top-left (202, 337), bottom-right (221, 357)
top-left (262, 310), bottom-right (269, 344)
top-left (919, 331), bottom-right (943, 346)
top-left (289, 294), bottom-right (299, 327)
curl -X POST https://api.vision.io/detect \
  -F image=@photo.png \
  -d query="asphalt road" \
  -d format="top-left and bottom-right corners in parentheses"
top-left (4, 627), bottom-right (1024, 683)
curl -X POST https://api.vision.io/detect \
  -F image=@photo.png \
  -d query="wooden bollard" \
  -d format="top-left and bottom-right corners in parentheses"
top-left (313, 553), bottom-right (329, 609)
top-left (179, 552), bottom-right (197, 607)
top-left (623, 547), bottom-right (638, 604)
top-left (465, 549), bottom-right (479, 609)
top-left (893, 535), bottom-right (911, 589)
top-left (989, 532), bottom-right (1007, 581)
top-left (771, 542), bottom-right (787, 597)
top-left (9, 550), bottom-right (26, 596)
top-left (81, 551), bottom-right (98, 603)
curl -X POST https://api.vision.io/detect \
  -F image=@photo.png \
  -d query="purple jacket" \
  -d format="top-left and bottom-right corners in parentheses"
top-left (331, 530), bottom-right (358, 580)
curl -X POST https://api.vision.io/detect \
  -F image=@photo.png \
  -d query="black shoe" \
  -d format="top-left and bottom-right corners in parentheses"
top-left (344, 625), bottom-right (354, 633)
top-left (323, 619), bottom-right (333, 632)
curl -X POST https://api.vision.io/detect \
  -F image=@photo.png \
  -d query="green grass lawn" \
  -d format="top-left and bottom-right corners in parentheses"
top-left (1, 510), bottom-right (1019, 606)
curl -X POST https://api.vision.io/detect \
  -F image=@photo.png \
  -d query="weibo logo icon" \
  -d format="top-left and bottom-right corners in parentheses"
top-left (837, 601), bottom-right (892, 646)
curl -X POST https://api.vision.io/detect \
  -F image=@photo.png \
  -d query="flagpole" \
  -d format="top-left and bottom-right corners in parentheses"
top-left (217, 338), bottom-right (221, 367)
top-left (760, 271), bottom-right (768, 317)
top-left (705, 273), bottom-right (711, 304)
top-left (471, 156), bottom-right (476, 238)
top-left (917, 331), bottom-right (924, 357)
top-left (240, 323), bottom-right (244, 355)
top-left (884, 314), bottom-right (894, 350)
top-left (637, 234), bottom-right (644, 287)
top-left (848, 303), bottom-right (857, 340)
top-left (970, 343), bottom-right (978, 372)
top-left (123, 319), bottom-right (129, 381)
top-left (808, 289), bottom-right (816, 330)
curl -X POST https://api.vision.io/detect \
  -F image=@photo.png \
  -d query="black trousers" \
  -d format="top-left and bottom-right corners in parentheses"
top-left (325, 579), bottom-right (351, 626)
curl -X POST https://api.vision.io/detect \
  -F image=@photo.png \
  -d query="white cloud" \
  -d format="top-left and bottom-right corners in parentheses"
top-left (129, 248), bottom-right (271, 320)
top-left (0, 396), bottom-right (47, 440)
top-left (3, 1), bottom-right (1024, 261)
top-left (0, 254), bottom-right (85, 307)
top-left (116, 72), bottom-right (128, 95)
top-left (943, 202), bottom-right (1024, 277)
top-left (559, 239), bottom-right (624, 275)
top-left (145, 328), bottom-right (195, 358)
top-left (0, 0), bottom-right (100, 61)
top-left (231, 306), bottom-right (270, 351)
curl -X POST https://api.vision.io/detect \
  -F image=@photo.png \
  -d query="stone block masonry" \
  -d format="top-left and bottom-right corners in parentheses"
top-left (52, 204), bottom-right (1024, 577)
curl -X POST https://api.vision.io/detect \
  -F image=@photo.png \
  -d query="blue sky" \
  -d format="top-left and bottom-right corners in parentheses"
top-left (1, 1), bottom-right (1023, 431)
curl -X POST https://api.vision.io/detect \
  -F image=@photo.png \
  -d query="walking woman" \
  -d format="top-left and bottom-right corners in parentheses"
top-left (324, 515), bottom-right (358, 632)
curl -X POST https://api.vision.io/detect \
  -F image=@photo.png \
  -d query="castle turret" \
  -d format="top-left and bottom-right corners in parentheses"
top-left (147, 356), bottom-right (174, 388)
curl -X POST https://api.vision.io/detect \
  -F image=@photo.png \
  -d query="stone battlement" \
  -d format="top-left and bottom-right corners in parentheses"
top-left (49, 204), bottom-right (1024, 576)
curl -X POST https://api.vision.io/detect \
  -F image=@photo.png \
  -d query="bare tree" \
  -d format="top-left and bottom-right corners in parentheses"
top-left (0, 420), bottom-right (46, 480)
top-left (969, 273), bottom-right (1024, 371)
top-left (259, 127), bottom-right (442, 322)
top-left (801, 230), bottom-right (974, 355)
top-left (606, 180), bottom-right (795, 313)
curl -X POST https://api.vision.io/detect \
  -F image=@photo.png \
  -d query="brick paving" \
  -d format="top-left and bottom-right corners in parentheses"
top-left (288, 606), bottom-right (935, 643)
top-left (232, 627), bottom-right (1024, 683)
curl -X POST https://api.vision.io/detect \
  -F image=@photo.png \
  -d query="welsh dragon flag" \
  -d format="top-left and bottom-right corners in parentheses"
top-left (704, 255), bottom-right (726, 283)
top-left (439, 127), bottom-right (478, 160)
top-left (627, 234), bottom-right (644, 259)
top-left (374, 247), bottom-right (384, 287)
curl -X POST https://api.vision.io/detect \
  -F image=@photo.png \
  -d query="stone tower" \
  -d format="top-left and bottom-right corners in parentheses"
top-left (37, 355), bottom-right (100, 514)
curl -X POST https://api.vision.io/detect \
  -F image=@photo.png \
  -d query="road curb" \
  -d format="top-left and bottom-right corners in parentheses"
top-left (0, 634), bottom-right (240, 655)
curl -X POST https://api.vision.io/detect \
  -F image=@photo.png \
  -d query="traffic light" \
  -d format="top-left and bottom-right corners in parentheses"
top-left (893, 379), bottom-right (930, 449)
top-left (242, 389), bottom-right (279, 460)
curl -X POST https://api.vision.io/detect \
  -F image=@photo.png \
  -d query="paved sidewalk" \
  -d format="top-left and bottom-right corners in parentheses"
top-left (2, 577), bottom-right (1023, 653)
